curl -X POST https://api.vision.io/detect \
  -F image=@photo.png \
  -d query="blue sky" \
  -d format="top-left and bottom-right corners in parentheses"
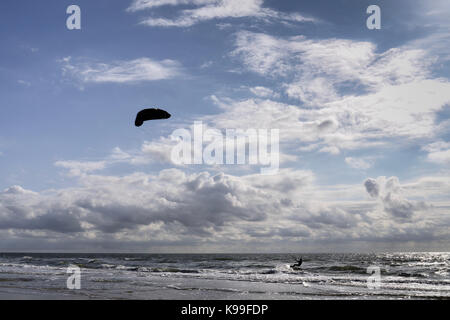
top-left (0, 0), bottom-right (449, 252)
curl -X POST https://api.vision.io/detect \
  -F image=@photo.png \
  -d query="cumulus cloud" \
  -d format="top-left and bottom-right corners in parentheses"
top-left (202, 96), bottom-right (382, 156)
top-left (108, 140), bottom-right (182, 166)
top-left (205, 96), bottom-right (318, 142)
top-left (423, 141), bottom-right (450, 164)
top-left (400, 175), bottom-right (450, 201)
top-left (1, 168), bottom-right (448, 251)
top-left (364, 178), bottom-right (380, 198)
top-left (345, 157), bottom-right (373, 170)
top-left (108, 138), bottom-right (181, 166)
top-left (364, 176), bottom-right (429, 219)
top-left (55, 160), bottom-right (107, 177)
top-left (0, 166), bottom-right (339, 241)
top-left (248, 86), bottom-right (279, 98)
top-left (61, 57), bottom-right (182, 83)
top-left (317, 119), bottom-right (338, 133)
top-left (0, 186), bottom-right (83, 233)
top-left (244, 169), bottom-right (314, 194)
top-left (319, 146), bottom-right (340, 155)
top-left (230, 31), bottom-right (450, 154)
top-left (0, 169), bottom-right (307, 237)
top-left (3, 185), bottom-right (37, 196)
top-left (129, 0), bottom-right (316, 27)
top-left (299, 206), bottom-right (361, 230)
top-left (285, 77), bottom-right (338, 106)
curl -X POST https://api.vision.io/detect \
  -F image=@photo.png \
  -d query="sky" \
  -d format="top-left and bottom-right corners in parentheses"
top-left (0, 0), bottom-right (449, 252)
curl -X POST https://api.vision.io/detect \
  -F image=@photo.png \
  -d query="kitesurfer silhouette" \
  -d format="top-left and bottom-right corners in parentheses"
top-left (291, 257), bottom-right (303, 269)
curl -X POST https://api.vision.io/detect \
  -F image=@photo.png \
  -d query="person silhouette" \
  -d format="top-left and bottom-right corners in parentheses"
top-left (291, 257), bottom-right (303, 269)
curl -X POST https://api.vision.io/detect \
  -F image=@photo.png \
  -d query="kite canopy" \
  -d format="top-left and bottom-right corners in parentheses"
top-left (135, 108), bottom-right (171, 127)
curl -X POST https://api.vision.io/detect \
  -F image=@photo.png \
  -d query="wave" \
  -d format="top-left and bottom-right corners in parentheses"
top-left (0, 277), bottom-right (35, 282)
top-left (147, 267), bottom-right (199, 274)
top-left (326, 265), bottom-right (367, 273)
top-left (166, 284), bottom-right (243, 293)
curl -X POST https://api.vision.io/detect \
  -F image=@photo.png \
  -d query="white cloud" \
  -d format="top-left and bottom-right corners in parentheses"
top-left (427, 150), bottom-right (450, 164)
top-left (328, 79), bottom-right (450, 138)
top-left (233, 31), bottom-right (434, 95)
top-left (110, 147), bottom-right (132, 161)
top-left (55, 160), bottom-right (107, 177)
top-left (364, 176), bottom-right (429, 220)
top-left (248, 86), bottom-right (279, 98)
top-left (231, 31), bottom-right (450, 154)
top-left (408, 0), bottom-right (450, 62)
top-left (131, 0), bottom-right (316, 27)
top-left (61, 57), bottom-right (182, 83)
top-left (319, 146), bottom-right (340, 155)
top-left (127, 0), bottom-right (215, 12)
top-left (244, 169), bottom-right (314, 195)
top-left (109, 137), bottom-right (187, 166)
top-left (17, 80), bottom-right (31, 87)
top-left (3, 185), bottom-right (37, 196)
top-left (1, 169), bottom-right (448, 251)
top-left (205, 97), bottom-right (305, 140)
top-left (200, 60), bottom-right (214, 69)
top-left (422, 141), bottom-right (450, 164)
top-left (401, 175), bottom-right (450, 201)
top-left (285, 77), bottom-right (338, 106)
top-left (345, 157), bottom-right (373, 170)
top-left (202, 96), bottom-right (381, 157)
top-left (140, 138), bottom-right (179, 164)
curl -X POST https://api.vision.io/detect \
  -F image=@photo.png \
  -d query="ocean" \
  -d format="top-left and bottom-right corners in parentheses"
top-left (0, 252), bottom-right (448, 299)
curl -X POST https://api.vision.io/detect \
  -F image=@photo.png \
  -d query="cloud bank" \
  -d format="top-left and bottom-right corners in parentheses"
top-left (1, 165), bottom-right (448, 252)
